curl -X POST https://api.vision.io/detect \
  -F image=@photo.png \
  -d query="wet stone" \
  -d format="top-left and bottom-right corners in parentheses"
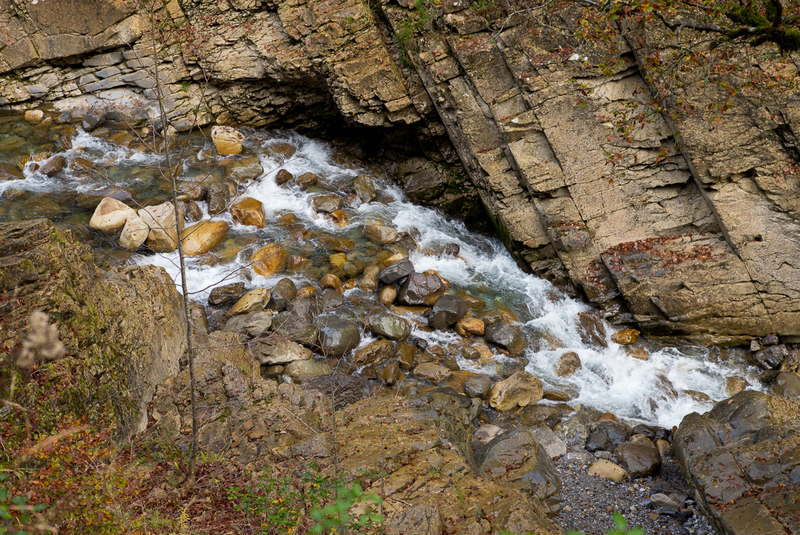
top-left (366, 313), bottom-right (411, 341)
top-left (317, 317), bottom-right (360, 358)
top-left (312, 195), bottom-right (343, 213)
top-left (484, 322), bottom-right (526, 357)
top-left (267, 278), bottom-right (297, 312)
top-left (750, 345), bottom-right (787, 370)
top-left (354, 339), bottom-right (394, 366)
top-left (398, 272), bottom-right (446, 306)
top-left (379, 259), bottom-right (414, 284)
top-left (275, 169), bottom-right (293, 185)
top-left (428, 295), bottom-right (467, 330)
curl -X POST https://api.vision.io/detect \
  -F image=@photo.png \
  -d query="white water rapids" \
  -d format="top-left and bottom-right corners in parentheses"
top-left (2, 124), bottom-right (764, 429)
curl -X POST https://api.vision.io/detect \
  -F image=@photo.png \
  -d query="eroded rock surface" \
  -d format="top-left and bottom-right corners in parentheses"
top-left (0, 219), bottom-right (186, 439)
top-left (673, 391), bottom-right (800, 535)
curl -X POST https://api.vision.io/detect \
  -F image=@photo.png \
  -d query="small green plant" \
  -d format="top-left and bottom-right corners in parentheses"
top-left (309, 483), bottom-right (383, 534)
top-left (0, 473), bottom-right (47, 535)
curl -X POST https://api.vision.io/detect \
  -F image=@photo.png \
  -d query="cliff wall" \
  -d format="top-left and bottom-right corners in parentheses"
top-left (2, 0), bottom-right (798, 345)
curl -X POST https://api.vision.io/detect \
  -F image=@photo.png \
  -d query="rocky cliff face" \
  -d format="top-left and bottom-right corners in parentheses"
top-left (2, 0), bottom-right (799, 345)
top-left (0, 219), bottom-right (186, 440)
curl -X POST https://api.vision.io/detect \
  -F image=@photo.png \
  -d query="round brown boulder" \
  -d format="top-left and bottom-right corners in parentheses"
top-left (231, 197), bottom-right (266, 228)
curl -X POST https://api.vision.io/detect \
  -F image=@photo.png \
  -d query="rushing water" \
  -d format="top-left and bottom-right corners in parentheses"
top-left (0, 113), bottom-right (763, 429)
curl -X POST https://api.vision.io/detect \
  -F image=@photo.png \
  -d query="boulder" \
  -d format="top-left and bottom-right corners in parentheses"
top-left (24, 109), bottom-right (44, 123)
top-left (312, 195), bottom-right (343, 213)
top-left (181, 220), bottom-right (228, 257)
top-left (89, 197), bottom-right (136, 232)
top-left (208, 282), bottom-right (245, 307)
top-left (228, 157), bottom-right (263, 185)
top-left (364, 224), bottom-right (397, 244)
top-left (139, 202), bottom-right (181, 253)
top-left (283, 359), bottom-right (331, 381)
top-left (771, 371), bottom-right (800, 398)
top-left (366, 313), bottom-right (411, 341)
top-left (464, 374), bottom-right (492, 399)
top-left (82, 110), bottom-right (105, 131)
top-left (478, 429), bottom-right (562, 516)
top-left (398, 272), bottom-right (446, 306)
top-left (319, 273), bottom-right (343, 293)
top-left (489, 371), bottom-right (543, 411)
top-left (359, 265), bottom-right (380, 292)
top-left (587, 461), bottom-right (628, 483)
top-left (249, 336), bottom-right (311, 365)
top-left (455, 318), bottom-right (484, 336)
top-left (317, 317), bottom-right (360, 357)
top-left (380, 286), bottom-right (397, 307)
top-left (318, 288), bottom-right (344, 310)
top-left (119, 214), bottom-right (150, 250)
top-left (353, 174), bottom-right (376, 202)
top-left (611, 329), bottom-right (639, 345)
top-left (576, 311), bottom-right (608, 349)
top-left (39, 155), bottom-right (66, 176)
top-left (231, 197), bottom-right (266, 228)
top-left (229, 288), bottom-right (270, 316)
top-left (205, 182), bottom-right (230, 217)
top-left (750, 345), bottom-right (787, 370)
top-left (484, 322), bottom-right (526, 357)
top-left (211, 125), bottom-right (244, 155)
top-left (275, 169), bottom-right (293, 185)
top-left (327, 210), bottom-right (348, 228)
top-left (554, 351), bottom-right (582, 377)
top-left (379, 259), bottom-right (414, 284)
top-left (614, 440), bottom-right (661, 479)
top-left (224, 311), bottom-right (272, 339)
top-left (428, 295), bottom-right (467, 330)
top-left (354, 339), bottom-right (394, 366)
top-left (529, 427), bottom-right (568, 459)
top-left (273, 312), bottom-right (319, 347)
top-left (296, 172), bottom-right (317, 188)
top-left (267, 278), bottom-right (297, 311)
top-left (251, 244), bottom-right (288, 276)
top-left (674, 391), bottom-right (800, 535)
top-left (413, 362), bottom-right (453, 383)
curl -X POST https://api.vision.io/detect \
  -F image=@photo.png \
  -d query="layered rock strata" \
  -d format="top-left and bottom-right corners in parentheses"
top-left (2, 0), bottom-right (799, 343)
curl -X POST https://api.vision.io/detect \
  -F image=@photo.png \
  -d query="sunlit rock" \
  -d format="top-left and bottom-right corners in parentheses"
top-left (89, 197), bottom-right (136, 232)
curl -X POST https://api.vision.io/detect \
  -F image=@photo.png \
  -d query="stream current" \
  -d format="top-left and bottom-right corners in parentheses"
top-left (0, 113), bottom-right (763, 429)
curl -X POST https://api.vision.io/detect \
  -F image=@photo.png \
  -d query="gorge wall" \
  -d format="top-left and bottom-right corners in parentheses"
top-left (2, 0), bottom-right (799, 345)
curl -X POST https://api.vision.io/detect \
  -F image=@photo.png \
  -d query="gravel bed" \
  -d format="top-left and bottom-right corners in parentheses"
top-left (553, 455), bottom-right (716, 535)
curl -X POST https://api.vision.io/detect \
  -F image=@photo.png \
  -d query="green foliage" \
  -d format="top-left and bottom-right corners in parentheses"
top-left (229, 465), bottom-right (383, 535)
top-left (0, 473), bottom-right (46, 535)
top-left (309, 483), bottom-right (383, 534)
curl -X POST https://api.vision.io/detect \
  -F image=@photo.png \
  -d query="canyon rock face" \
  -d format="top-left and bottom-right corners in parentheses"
top-left (0, 219), bottom-right (186, 440)
top-left (2, 0), bottom-right (799, 344)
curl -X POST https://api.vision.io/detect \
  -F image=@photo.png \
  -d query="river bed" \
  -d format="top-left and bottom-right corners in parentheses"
top-left (0, 111), bottom-right (763, 429)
